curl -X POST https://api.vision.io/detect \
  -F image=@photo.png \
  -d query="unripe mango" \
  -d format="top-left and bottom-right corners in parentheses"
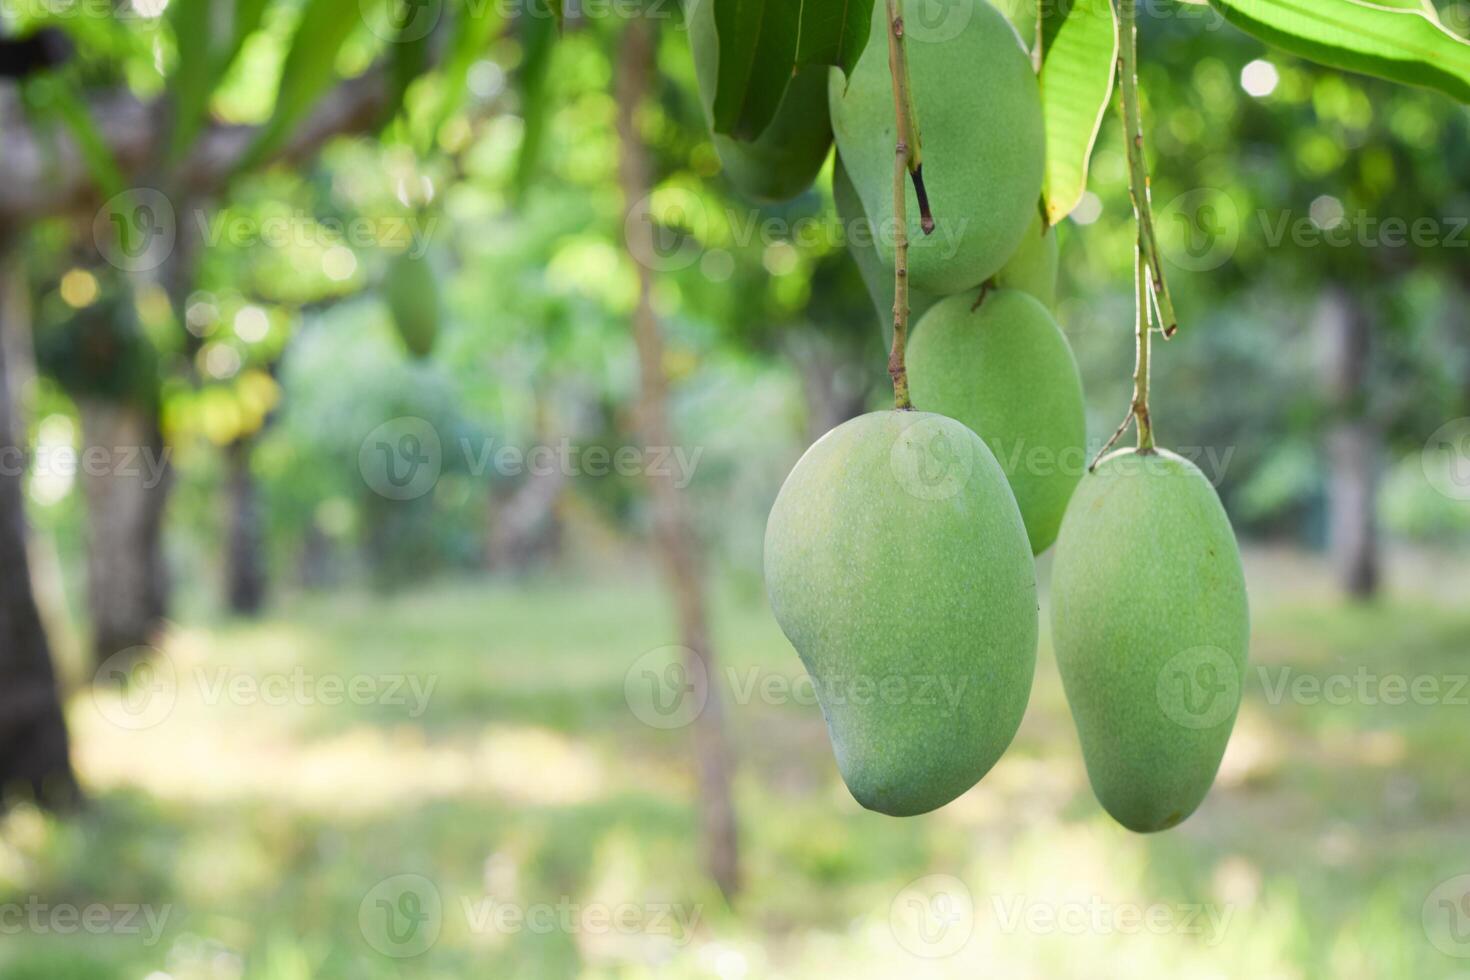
top-left (906, 290), bottom-right (1085, 554)
top-left (384, 251), bottom-right (439, 359)
top-left (829, 0), bottom-right (1043, 295)
top-left (764, 410), bottom-right (1037, 816)
top-left (686, 0), bottom-right (832, 202)
top-left (833, 153), bottom-right (938, 343)
top-left (995, 212), bottom-right (1059, 310)
top-left (1050, 449), bottom-right (1250, 833)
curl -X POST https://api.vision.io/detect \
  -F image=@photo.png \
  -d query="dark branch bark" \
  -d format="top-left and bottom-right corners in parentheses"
top-left (0, 68), bottom-right (389, 223)
top-left (0, 237), bottom-right (79, 808)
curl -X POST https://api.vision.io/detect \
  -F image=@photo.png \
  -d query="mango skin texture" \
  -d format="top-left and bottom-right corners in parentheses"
top-left (829, 0), bottom-right (1043, 295)
top-left (687, 0), bottom-right (833, 202)
top-left (833, 153), bottom-right (939, 343)
top-left (906, 290), bottom-right (1085, 554)
top-left (764, 411), bottom-right (1038, 816)
top-left (995, 212), bottom-right (1059, 310)
top-left (1050, 449), bottom-right (1249, 833)
top-left (384, 252), bottom-right (439, 359)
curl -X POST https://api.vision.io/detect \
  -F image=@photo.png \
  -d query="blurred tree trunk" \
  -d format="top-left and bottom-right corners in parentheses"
top-left (79, 399), bottom-right (172, 663)
top-left (485, 468), bottom-right (565, 573)
top-left (297, 521), bottom-right (336, 590)
top-left (0, 233), bottom-right (78, 806)
top-left (781, 332), bottom-right (872, 444)
top-left (0, 243), bottom-right (79, 670)
top-left (1316, 285), bottom-right (1381, 600)
top-left (224, 436), bottom-right (267, 614)
top-left (616, 18), bottom-right (740, 900)
top-left (484, 393), bottom-right (573, 573)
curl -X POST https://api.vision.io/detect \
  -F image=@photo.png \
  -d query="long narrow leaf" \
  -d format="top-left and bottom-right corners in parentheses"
top-left (512, 6), bottom-right (557, 197)
top-left (1039, 0), bottom-right (1117, 224)
top-left (704, 0), bottom-right (873, 141)
top-left (426, 0), bottom-right (506, 146)
top-left (1207, 0), bottom-right (1470, 103)
top-left (167, 0), bottom-right (214, 162)
top-left (240, 0), bottom-right (389, 171)
top-left (41, 76), bottom-right (125, 199)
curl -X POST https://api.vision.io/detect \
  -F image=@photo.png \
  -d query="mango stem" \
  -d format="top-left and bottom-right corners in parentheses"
top-left (1115, 0), bottom-right (1177, 338)
top-left (885, 0), bottom-right (916, 410)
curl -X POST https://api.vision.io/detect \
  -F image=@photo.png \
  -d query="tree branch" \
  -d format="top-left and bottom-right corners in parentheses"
top-left (0, 67), bottom-right (390, 224)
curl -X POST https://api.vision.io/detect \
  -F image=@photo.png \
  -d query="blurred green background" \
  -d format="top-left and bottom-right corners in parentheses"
top-left (0, 0), bottom-right (1469, 976)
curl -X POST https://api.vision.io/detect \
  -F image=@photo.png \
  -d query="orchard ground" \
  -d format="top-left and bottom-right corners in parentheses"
top-left (2, 545), bottom-right (1469, 978)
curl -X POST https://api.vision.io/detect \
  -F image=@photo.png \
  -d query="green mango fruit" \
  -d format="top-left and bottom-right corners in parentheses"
top-left (686, 0), bottom-right (833, 202)
top-left (1050, 449), bottom-right (1250, 833)
top-left (834, 152), bottom-right (939, 344)
top-left (384, 251), bottom-right (440, 359)
top-left (764, 410), bottom-right (1038, 816)
top-left (829, 0), bottom-right (1044, 295)
top-left (906, 290), bottom-right (1085, 554)
top-left (994, 211), bottom-right (1059, 310)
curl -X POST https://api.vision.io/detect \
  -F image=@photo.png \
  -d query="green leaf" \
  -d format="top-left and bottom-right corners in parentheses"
top-left (37, 76), bottom-right (125, 199)
top-left (1206, 0), bottom-right (1470, 104)
top-left (425, 0), bottom-right (506, 146)
top-left (240, 0), bottom-right (390, 171)
top-left (707, 0), bottom-right (874, 141)
top-left (384, 0), bottom-right (435, 128)
top-left (169, 0), bottom-right (273, 163)
top-left (167, 0), bottom-right (213, 162)
top-left (219, 0), bottom-right (274, 77)
top-left (513, 6), bottom-right (558, 198)
top-left (1039, 0), bottom-right (1117, 224)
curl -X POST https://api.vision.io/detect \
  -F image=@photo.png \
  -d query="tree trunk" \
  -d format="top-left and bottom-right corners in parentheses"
top-left (617, 18), bottom-right (740, 901)
top-left (1316, 285), bottom-right (1381, 600)
top-left (79, 399), bottom-right (172, 663)
top-left (485, 466), bottom-right (566, 573)
top-left (781, 331), bottom-right (873, 444)
top-left (0, 235), bottom-right (78, 807)
top-left (224, 436), bottom-right (267, 614)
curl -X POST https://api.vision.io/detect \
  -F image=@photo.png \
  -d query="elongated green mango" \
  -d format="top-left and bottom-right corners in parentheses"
top-left (907, 290), bottom-right (1085, 554)
top-left (686, 0), bottom-right (833, 202)
top-left (765, 410), bottom-right (1037, 816)
top-left (995, 211), bottom-right (1059, 310)
top-left (1050, 449), bottom-right (1250, 833)
top-left (384, 251), bottom-right (439, 359)
top-left (833, 153), bottom-right (939, 343)
top-left (830, 0), bottom-right (1043, 295)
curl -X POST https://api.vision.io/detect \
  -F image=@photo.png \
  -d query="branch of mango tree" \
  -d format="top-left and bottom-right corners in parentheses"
top-left (0, 67), bottom-right (391, 225)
